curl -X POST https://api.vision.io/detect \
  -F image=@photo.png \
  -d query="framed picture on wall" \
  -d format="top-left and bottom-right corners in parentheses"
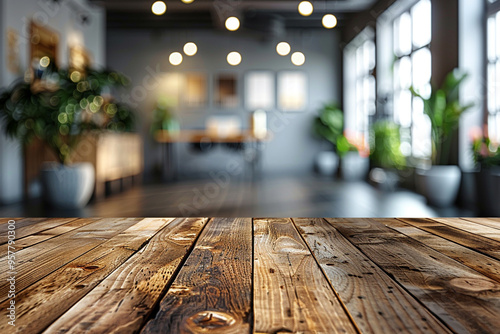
top-left (277, 71), bottom-right (308, 112)
top-left (183, 73), bottom-right (207, 109)
top-left (30, 21), bottom-right (59, 92)
top-left (215, 73), bottom-right (239, 109)
top-left (159, 72), bottom-right (185, 108)
top-left (7, 28), bottom-right (21, 75)
top-left (244, 71), bottom-right (275, 111)
top-left (69, 45), bottom-right (92, 73)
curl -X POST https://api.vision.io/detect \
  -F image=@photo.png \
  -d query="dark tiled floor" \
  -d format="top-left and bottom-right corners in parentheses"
top-left (0, 174), bottom-right (476, 218)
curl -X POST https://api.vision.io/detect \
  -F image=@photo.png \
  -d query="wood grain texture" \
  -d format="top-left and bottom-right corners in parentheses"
top-left (294, 218), bottom-right (451, 334)
top-left (383, 219), bottom-right (500, 284)
top-left (141, 218), bottom-right (253, 334)
top-left (0, 218), bottom-right (95, 255)
top-left (433, 218), bottom-right (500, 241)
top-left (0, 218), bottom-right (141, 303)
top-left (0, 218), bottom-right (174, 334)
top-left (44, 218), bottom-right (207, 334)
top-left (253, 218), bottom-right (357, 334)
top-left (461, 218), bottom-right (500, 230)
top-left (327, 218), bottom-right (500, 334)
top-left (400, 218), bottom-right (500, 262)
top-left (0, 218), bottom-right (47, 241)
top-left (0, 218), bottom-right (78, 245)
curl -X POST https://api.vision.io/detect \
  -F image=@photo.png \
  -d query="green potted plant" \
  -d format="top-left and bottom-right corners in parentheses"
top-left (313, 103), bottom-right (368, 179)
top-left (0, 68), bottom-right (135, 208)
top-left (312, 103), bottom-right (344, 176)
top-left (471, 128), bottom-right (500, 215)
top-left (410, 69), bottom-right (473, 206)
top-left (369, 120), bottom-right (406, 190)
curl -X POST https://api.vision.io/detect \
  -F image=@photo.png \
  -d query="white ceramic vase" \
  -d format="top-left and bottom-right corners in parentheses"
top-left (315, 151), bottom-right (339, 176)
top-left (41, 162), bottom-right (95, 209)
top-left (416, 165), bottom-right (461, 207)
top-left (341, 152), bottom-right (369, 181)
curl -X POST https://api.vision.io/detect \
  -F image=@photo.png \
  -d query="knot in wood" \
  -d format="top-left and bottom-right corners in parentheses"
top-left (184, 311), bottom-right (238, 333)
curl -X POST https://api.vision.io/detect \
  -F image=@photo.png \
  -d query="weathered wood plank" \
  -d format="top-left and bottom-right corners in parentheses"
top-left (0, 218), bottom-right (175, 334)
top-left (294, 218), bottom-right (451, 334)
top-left (0, 218), bottom-right (142, 303)
top-left (400, 218), bottom-right (500, 262)
top-left (0, 218), bottom-right (78, 245)
top-left (141, 218), bottom-right (253, 334)
top-left (0, 218), bottom-right (46, 237)
top-left (433, 218), bottom-right (500, 241)
top-left (253, 218), bottom-right (357, 334)
top-left (462, 218), bottom-right (500, 230)
top-left (43, 218), bottom-right (207, 334)
top-left (0, 218), bottom-right (96, 255)
top-left (327, 218), bottom-right (500, 334)
top-left (383, 219), bottom-right (500, 284)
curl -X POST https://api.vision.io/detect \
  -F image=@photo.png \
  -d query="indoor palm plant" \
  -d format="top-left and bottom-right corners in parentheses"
top-left (410, 69), bottom-right (473, 206)
top-left (0, 68), bottom-right (135, 208)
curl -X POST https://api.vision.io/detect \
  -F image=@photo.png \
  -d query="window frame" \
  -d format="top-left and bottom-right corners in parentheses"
top-left (343, 27), bottom-right (376, 146)
top-left (391, 0), bottom-right (432, 159)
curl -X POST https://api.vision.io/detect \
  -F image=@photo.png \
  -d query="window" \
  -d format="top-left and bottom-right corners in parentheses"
top-left (487, 2), bottom-right (500, 142)
top-left (344, 28), bottom-right (376, 146)
top-left (392, 0), bottom-right (432, 158)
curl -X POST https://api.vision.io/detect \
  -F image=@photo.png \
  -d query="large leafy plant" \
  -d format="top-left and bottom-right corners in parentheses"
top-left (0, 68), bottom-right (134, 164)
top-left (370, 120), bottom-right (406, 169)
top-left (313, 103), bottom-right (357, 157)
top-left (411, 69), bottom-right (473, 165)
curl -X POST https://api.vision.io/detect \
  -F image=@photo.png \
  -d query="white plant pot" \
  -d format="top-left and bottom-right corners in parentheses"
top-left (41, 162), bottom-right (95, 209)
top-left (315, 151), bottom-right (339, 176)
top-left (341, 152), bottom-right (369, 181)
top-left (416, 166), bottom-right (461, 207)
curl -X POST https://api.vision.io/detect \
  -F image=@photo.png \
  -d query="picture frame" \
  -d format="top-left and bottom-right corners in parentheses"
top-left (277, 71), bottom-right (308, 112)
top-left (215, 73), bottom-right (239, 109)
top-left (244, 71), bottom-right (275, 111)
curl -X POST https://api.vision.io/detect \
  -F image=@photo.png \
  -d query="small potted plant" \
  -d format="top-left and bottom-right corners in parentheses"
top-left (471, 127), bottom-right (500, 215)
top-left (411, 69), bottom-right (473, 207)
top-left (312, 103), bottom-right (344, 176)
top-left (369, 120), bottom-right (406, 190)
top-left (0, 68), bottom-right (135, 208)
top-left (339, 130), bottom-right (370, 181)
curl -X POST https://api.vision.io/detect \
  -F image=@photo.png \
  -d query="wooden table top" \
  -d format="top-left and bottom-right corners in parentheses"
top-left (154, 130), bottom-right (271, 143)
top-left (2, 217), bottom-right (500, 333)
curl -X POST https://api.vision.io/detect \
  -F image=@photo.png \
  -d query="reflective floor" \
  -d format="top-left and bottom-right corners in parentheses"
top-left (0, 174), bottom-right (476, 218)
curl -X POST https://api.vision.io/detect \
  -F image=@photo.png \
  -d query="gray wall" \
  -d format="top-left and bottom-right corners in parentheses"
top-left (0, 0), bottom-right (105, 203)
top-left (106, 28), bottom-right (342, 176)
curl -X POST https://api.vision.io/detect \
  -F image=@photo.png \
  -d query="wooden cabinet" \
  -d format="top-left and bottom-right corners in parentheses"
top-left (24, 132), bottom-right (143, 199)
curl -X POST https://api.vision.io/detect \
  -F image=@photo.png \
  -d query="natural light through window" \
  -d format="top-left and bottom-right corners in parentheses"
top-left (487, 8), bottom-right (500, 142)
top-left (392, 0), bottom-right (432, 158)
top-left (344, 28), bottom-right (376, 146)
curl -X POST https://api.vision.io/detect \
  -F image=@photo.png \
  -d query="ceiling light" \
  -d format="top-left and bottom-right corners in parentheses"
top-left (183, 42), bottom-right (197, 56)
top-left (181, 0), bottom-right (194, 3)
top-left (322, 14), bottom-right (338, 29)
top-left (298, 1), bottom-right (313, 17)
top-left (225, 17), bottom-right (240, 31)
top-left (276, 42), bottom-right (291, 56)
top-left (169, 52), bottom-right (183, 66)
top-left (227, 51), bottom-right (242, 66)
top-left (291, 52), bottom-right (305, 66)
top-left (151, 1), bottom-right (167, 15)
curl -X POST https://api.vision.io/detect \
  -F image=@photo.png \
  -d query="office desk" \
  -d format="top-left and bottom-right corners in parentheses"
top-left (154, 130), bottom-right (271, 180)
top-left (2, 217), bottom-right (500, 333)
